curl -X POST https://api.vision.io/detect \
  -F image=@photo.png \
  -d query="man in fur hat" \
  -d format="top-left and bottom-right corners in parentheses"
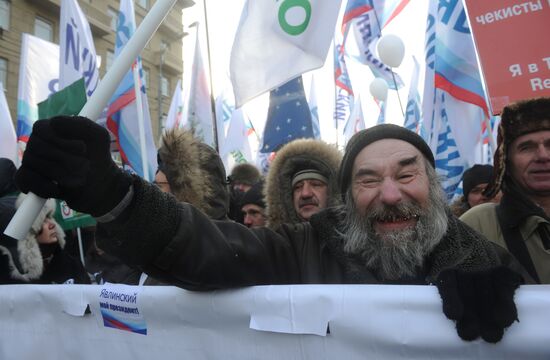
top-left (227, 163), bottom-right (262, 224)
top-left (461, 97), bottom-right (550, 284)
top-left (265, 139), bottom-right (342, 227)
top-left (15, 116), bottom-right (524, 342)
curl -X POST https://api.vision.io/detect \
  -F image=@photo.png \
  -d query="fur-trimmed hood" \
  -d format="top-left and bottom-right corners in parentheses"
top-left (265, 139), bottom-right (342, 228)
top-left (1, 194), bottom-right (66, 281)
top-left (158, 128), bottom-right (228, 219)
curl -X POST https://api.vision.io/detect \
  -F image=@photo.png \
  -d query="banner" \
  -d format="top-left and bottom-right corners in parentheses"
top-left (0, 284), bottom-right (548, 359)
top-left (230, 0), bottom-right (342, 107)
top-left (16, 34), bottom-right (59, 160)
top-left (464, 0), bottom-right (550, 114)
top-left (0, 82), bottom-right (17, 162)
top-left (59, 0), bottom-right (100, 97)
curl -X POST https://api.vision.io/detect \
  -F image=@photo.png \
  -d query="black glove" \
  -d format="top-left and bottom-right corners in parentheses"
top-left (16, 116), bottom-right (132, 217)
top-left (436, 266), bottom-right (522, 343)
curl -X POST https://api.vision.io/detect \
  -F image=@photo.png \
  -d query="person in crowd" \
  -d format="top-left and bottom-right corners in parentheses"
top-left (461, 97), bottom-right (550, 284)
top-left (0, 158), bottom-right (19, 237)
top-left (155, 127), bottom-right (230, 220)
top-left (241, 181), bottom-right (267, 228)
top-left (13, 116), bottom-right (524, 343)
top-left (265, 139), bottom-right (342, 228)
top-left (0, 194), bottom-right (90, 284)
top-left (227, 163), bottom-right (262, 224)
top-left (450, 164), bottom-right (501, 217)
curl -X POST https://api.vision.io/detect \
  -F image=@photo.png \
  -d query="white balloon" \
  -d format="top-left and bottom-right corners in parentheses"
top-left (377, 34), bottom-right (405, 68)
top-left (369, 78), bottom-right (388, 101)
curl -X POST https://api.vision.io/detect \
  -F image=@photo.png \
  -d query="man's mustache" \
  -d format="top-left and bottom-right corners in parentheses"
top-left (299, 199), bottom-right (318, 208)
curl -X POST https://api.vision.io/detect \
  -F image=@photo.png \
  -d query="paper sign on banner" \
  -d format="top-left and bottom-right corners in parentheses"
top-left (464, 0), bottom-right (550, 114)
top-left (96, 283), bottom-right (147, 335)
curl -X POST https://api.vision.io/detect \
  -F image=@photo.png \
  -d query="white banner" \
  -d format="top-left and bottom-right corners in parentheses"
top-left (0, 284), bottom-right (548, 359)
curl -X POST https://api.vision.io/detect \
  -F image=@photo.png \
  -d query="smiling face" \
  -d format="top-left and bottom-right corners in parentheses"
top-left (351, 139), bottom-right (430, 234)
top-left (342, 139), bottom-right (448, 280)
top-left (509, 130), bottom-right (550, 197)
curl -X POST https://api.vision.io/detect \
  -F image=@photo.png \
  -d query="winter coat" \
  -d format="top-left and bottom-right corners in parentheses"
top-left (265, 139), bottom-right (342, 228)
top-left (158, 128), bottom-right (229, 220)
top-left (96, 177), bottom-right (518, 291)
top-left (0, 196), bottom-right (90, 284)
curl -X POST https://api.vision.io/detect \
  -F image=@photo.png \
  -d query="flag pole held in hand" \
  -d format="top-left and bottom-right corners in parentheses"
top-left (4, 0), bottom-right (178, 241)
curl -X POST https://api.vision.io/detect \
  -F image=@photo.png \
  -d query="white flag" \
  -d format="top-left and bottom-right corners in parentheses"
top-left (16, 34), bottom-right (59, 162)
top-left (183, 25), bottom-right (214, 147)
top-left (59, 0), bottom-right (100, 96)
top-left (0, 82), bottom-right (17, 162)
top-left (343, 94), bottom-right (365, 143)
top-left (230, 0), bottom-right (342, 108)
top-left (165, 79), bottom-right (183, 130)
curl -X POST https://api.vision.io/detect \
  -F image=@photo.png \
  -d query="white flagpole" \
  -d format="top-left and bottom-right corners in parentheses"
top-left (132, 62), bottom-right (150, 182)
top-left (4, 0), bottom-right (177, 241)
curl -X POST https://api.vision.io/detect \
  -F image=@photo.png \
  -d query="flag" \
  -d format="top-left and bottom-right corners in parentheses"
top-left (221, 108), bottom-right (257, 170)
top-left (0, 82), bottom-right (17, 162)
top-left (261, 76), bottom-right (313, 153)
top-left (403, 56), bottom-right (423, 136)
top-left (59, 0), bottom-right (99, 96)
top-left (165, 79), bottom-right (183, 130)
top-left (182, 25), bottom-right (215, 147)
top-left (423, 0), bottom-right (488, 165)
top-left (230, 0), bottom-right (342, 107)
top-left (16, 34), bottom-right (59, 162)
top-left (342, 0), bottom-right (405, 89)
top-left (343, 94), bottom-right (365, 142)
top-left (106, 0), bottom-right (157, 180)
top-left (307, 75), bottom-right (321, 139)
top-left (334, 42), bottom-right (354, 145)
top-left (214, 80), bottom-right (236, 152)
top-left (434, 92), bottom-right (467, 201)
top-left (376, 100), bottom-right (386, 125)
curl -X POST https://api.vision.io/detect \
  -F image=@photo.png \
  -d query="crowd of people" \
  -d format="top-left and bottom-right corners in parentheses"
top-left (0, 96), bottom-right (549, 344)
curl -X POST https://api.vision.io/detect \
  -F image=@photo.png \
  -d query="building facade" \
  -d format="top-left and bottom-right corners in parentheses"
top-left (0, 0), bottom-right (192, 145)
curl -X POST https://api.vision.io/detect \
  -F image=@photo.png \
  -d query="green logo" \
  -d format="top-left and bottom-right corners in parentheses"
top-left (278, 0), bottom-right (312, 36)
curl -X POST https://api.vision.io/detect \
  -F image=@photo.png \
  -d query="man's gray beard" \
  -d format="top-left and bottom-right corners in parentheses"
top-left (340, 174), bottom-right (448, 281)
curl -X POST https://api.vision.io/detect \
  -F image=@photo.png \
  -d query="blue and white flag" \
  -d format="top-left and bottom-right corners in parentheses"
top-left (106, 0), bottom-right (157, 180)
top-left (343, 94), bottom-right (365, 143)
top-left (59, 0), bottom-right (99, 96)
top-left (403, 56), bottom-right (423, 137)
top-left (0, 82), bottom-right (17, 162)
top-left (434, 92), bottom-right (467, 202)
top-left (261, 76), bottom-right (313, 153)
top-left (307, 75), bottom-right (321, 139)
top-left (165, 79), bottom-right (183, 131)
top-left (230, 0), bottom-right (342, 107)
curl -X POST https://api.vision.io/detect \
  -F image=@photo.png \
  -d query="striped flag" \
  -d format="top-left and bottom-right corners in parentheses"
top-left (343, 94), bottom-right (365, 142)
top-left (106, 0), bottom-right (157, 180)
top-left (403, 56), bottom-right (423, 137)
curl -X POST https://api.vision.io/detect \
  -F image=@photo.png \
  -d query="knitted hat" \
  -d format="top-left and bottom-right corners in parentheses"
top-left (229, 163), bottom-right (261, 186)
top-left (462, 164), bottom-right (493, 199)
top-left (484, 97), bottom-right (550, 197)
top-left (241, 181), bottom-right (266, 209)
top-left (339, 124), bottom-right (435, 198)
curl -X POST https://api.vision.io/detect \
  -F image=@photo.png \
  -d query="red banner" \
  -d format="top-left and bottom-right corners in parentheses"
top-left (464, 0), bottom-right (550, 114)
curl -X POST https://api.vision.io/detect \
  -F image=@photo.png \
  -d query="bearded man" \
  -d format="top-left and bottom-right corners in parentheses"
top-left (13, 117), bottom-right (522, 343)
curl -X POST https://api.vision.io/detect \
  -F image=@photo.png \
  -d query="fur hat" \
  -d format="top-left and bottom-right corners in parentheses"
top-left (484, 97), bottom-right (550, 197)
top-left (462, 164), bottom-right (493, 199)
top-left (265, 138), bottom-right (342, 227)
top-left (3, 194), bottom-right (66, 281)
top-left (158, 128), bottom-right (228, 219)
top-left (229, 163), bottom-right (261, 186)
top-left (339, 124), bottom-right (435, 199)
